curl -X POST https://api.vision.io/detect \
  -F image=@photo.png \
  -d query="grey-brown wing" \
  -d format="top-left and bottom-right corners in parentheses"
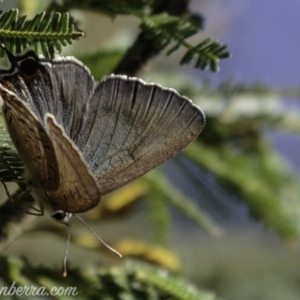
top-left (0, 85), bottom-right (59, 190)
top-left (45, 114), bottom-right (101, 213)
top-left (0, 52), bottom-right (95, 143)
top-left (78, 75), bottom-right (205, 195)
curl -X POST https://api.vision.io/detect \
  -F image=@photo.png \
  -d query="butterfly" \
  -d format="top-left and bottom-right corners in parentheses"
top-left (0, 47), bottom-right (205, 274)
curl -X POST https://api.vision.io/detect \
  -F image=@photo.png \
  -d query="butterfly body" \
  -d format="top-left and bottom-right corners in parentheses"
top-left (0, 49), bottom-right (205, 217)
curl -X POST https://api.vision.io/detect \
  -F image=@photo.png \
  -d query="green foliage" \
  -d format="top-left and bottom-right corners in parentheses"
top-left (0, 123), bottom-right (24, 182)
top-left (185, 141), bottom-right (300, 239)
top-left (78, 50), bottom-right (125, 79)
top-left (0, 256), bottom-right (222, 300)
top-left (145, 170), bottom-right (221, 237)
top-left (0, 0), bottom-right (230, 71)
top-left (58, 0), bottom-right (148, 17)
top-left (54, 0), bottom-right (230, 72)
top-left (180, 80), bottom-right (300, 239)
top-left (141, 14), bottom-right (230, 72)
top-left (0, 9), bottom-right (84, 58)
top-left (179, 38), bottom-right (230, 72)
top-left (0, 146), bottom-right (23, 182)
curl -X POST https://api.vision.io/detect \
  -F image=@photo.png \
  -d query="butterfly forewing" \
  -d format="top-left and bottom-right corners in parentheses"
top-left (78, 75), bottom-right (205, 195)
top-left (45, 114), bottom-right (101, 213)
top-left (0, 53), bottom-right (95, 142)
top-left (40, 58), bottom-right (95, 141)
top-left (0, 85), bottom-right (59, 190)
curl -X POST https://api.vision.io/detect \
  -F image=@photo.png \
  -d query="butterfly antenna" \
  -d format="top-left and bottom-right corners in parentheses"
top-left (73, 214), bottom-right (122, 258)
top-left (62, 223), bottom-right (72, 277)
top-left (0, 44), bottom-right (15, 65)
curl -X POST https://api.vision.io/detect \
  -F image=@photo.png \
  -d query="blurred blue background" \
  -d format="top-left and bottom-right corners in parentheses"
top-left (195, 0), bottom-right (300, 87)
top-left (192, 0), bottom-right (300, 176)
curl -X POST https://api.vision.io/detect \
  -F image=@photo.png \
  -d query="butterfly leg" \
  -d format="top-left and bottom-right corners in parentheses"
top-left (20, 193), bottom-right (44, 216)
top-left (0, 180), bottom-right (14, 202)
top-left (0, 182), bottom-right (44, 216)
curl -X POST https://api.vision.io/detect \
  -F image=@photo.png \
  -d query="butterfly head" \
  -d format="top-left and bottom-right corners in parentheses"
top-left (52, 210), bottom-right (72, 225)
top-left (0, 44), bottom-right (44, 80)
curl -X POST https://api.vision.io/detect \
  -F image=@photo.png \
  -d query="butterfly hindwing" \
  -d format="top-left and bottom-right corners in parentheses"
top-left (45, 114), bottom-right (101, 213)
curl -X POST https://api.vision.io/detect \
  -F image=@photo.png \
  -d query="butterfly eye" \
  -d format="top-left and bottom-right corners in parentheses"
top-left (19, 58), bottom-right (39, 77)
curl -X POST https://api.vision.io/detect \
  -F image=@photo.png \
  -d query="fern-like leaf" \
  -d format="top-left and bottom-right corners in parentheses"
top-left (0, 9), bottom-right (84, 58)
top-left (0, 147), bottom-right (24, 182)
top-left (48, 0), bottom-right (230, 73)
top-left (180, 38), bottom-right (231, 72)
top-left (0, 123), bottom-right (24, 182)
top-left (141, 13), bottom-right (230, 72)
